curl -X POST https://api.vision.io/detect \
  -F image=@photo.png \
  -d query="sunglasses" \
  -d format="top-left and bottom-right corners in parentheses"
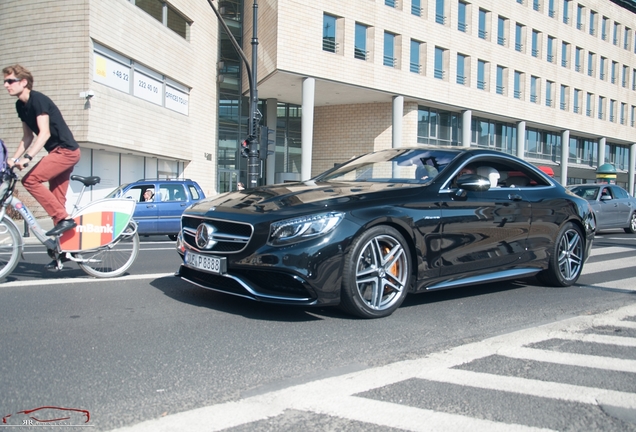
top-left (3, 78), bottom-right (21, 84)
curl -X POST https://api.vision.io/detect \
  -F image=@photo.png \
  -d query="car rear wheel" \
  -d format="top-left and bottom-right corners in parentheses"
top-left (340, 226), bottom-right (411, 319)
top-left (537, 222), bottom-right (584, 287)
top-left (623, 212), bottom-right (636, 234)
top-left (168, 234), bottom-right (178, 241)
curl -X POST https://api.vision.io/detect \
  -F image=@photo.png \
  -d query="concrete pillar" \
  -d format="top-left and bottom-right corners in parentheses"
top-left (392, 95), bottom-right (404, 148)
top-left (560, 130), bottom-right (570, 186)
top-left (630, 143), bottom-right (636, 196)
top-left (266, 98), bottom-right (277, 185)
top-left (461, 110), bottom-right (472, 148)
top-left (301, 78), bottom-right (315, 180)
top-left (516, 121), bottom-right (526, 158)
top-left (598, 137), bottom-right (606, 168)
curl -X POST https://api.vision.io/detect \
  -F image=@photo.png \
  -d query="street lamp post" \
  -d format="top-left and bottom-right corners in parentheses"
top-left (208, 0), bottom-right (260, 188)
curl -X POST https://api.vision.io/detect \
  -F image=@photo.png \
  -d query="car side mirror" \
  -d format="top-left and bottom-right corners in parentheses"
top-left (600, 194), bottom-right (612, 201)
top-left (456, 174), bottom-right (491, 191)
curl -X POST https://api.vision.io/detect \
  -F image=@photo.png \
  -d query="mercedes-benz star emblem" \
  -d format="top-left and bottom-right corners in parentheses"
top-left (195, 223), bottom-right (217, 249)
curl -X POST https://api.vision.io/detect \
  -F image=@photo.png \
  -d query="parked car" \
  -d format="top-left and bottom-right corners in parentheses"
top-left (566, 184), bottom-right (636, 233)
top-left (107, 179), bottom-right (205, 240)
top-left (175, 146), bottom-right (595, 318)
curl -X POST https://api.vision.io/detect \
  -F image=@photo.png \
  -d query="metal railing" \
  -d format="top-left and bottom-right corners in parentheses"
top-left (322, 38), bottom-right (337, 53)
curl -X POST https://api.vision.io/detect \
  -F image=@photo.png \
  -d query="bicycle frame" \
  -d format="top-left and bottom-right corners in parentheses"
top-left (1, 183), bottom-right (137, 251)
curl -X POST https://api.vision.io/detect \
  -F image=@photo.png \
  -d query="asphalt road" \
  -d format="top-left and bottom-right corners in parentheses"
top-left (0, 231), bottom-right (634, 431)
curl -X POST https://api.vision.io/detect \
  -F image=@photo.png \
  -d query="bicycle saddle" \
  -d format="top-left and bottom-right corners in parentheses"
top-left (70, 175), bottom-right (101, 186)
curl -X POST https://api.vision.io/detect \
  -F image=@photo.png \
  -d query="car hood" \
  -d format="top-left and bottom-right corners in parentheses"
top-left (185, 181), bottom-right (421, 218)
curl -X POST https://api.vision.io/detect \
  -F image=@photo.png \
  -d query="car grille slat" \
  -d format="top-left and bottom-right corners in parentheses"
top-left (182, 216), bottom-right (254, 253)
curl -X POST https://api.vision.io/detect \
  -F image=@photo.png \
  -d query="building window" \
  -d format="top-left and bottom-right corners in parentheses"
top-left (526, 128), bottom-right (561, 161)
top-left (568, 135), bottom-right (596, 166)
top-left (533, 0), bottom-right (541, 12)
top-left (575, 47), bottom-right (583, 72)
top-left (602, 16), bottom-right (609, 41)
top-left (477, 60), bottom-right (488, 90)
top-left (384, 32), bottom-right (396, 67)
top-left (547, 36), bottom-right (555, 63)
top-left (624, 27), bottom-right (632, 50)
top-left (621, 103), bottom-right (627, 125)
top-left (436, 0), bottom-right (446, 25)
top-left (633, 69), bottom-right (636, 91)
top-left (599, 57), bottom-right (606, 80)
top-left (471, 117), bottom-right (517, 154)
top-left (497, 16), bottom-right (507, 46)
top-left (609, 99), bottom-right (616, 122)
top-left (560, 85), bottom-right (568, 110)
top-left (515, 23), bottom-right (525, 52)
top-left (514, 71), bottom-right (523, 99)
top-left (412, 0), bottom-right (422, 16)
top-left (622, 65), bottom-right (629, 88)
top-left (589, 11), bottom-right (597, 36)
top-left (530, 76), bottom-right (539, 103)
top-left (457, 53), bottom-right (468, 85)
top-left (531, 30), bottom-right (540, 57)
top-left (561, 41), bottom-right (569, 67)
top-left (613, 22), bottom-right (620, 46)
top-left (323, 13), bottom-right (338, 53)
top-left (132, 0), bottom-right (190, 39)
top-left (587, 52), bottom-right (595, 77)
top-left (478, 8), bottom-right (489, 40)
top-left (545, 80), bottom-right (554, 107)
top-left (410, 40), bottom-right (422, 73)
top-left (418, 107), bottom-right (462, 146)
top-left (598, 96), bottom-right (605, 120)
top-left (576, 4), bottom-right (584, 31)
top-left (496, 65), bottom-right (506, 95)
top-left (458, 1), bottom-right (468, 32)
top-left (573, 88), bottom-right (581, 113)
top-left (434, 46), bottom-right (446, 79)
top-left (354, 23), bottom-right (368, 60)
top-left (562, 0), bottom-right (570, 25)
top-left (586, 92), bottom-right (593, 117)
top-left (611, 61), bottom-right (618, 84)
top-left (385, 0), bottom-right (398, 8)
top-left (632, 106), bottom-right (636, 127)
top-left (548, 0), bottom-right (556, 18)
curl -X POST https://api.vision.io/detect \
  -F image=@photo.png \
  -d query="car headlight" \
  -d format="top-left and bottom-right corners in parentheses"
top-left (268, 212), bottom-right (344, 246)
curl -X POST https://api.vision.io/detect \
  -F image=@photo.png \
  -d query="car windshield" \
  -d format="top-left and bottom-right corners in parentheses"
top-left (105, 186), bottom-right (128, 199)
top-left (314, 148), bottom-right (457, 184)
top-left (568, 186), bottom-right (599, 200)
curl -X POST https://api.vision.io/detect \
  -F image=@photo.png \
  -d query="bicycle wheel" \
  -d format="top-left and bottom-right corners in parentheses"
top-left (0, 219), bottom-right (22, 279)
top-left (77, 223), bottom-right (140, 278)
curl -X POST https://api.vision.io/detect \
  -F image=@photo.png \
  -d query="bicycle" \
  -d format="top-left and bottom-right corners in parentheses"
top-left (0, 167), bottom-right (140, 279)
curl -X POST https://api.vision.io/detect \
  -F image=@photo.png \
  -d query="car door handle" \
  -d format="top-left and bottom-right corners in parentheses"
top-left (146, 204), bottom-right (156, 208)
top-left (508, 194), bottom-right (523, 201)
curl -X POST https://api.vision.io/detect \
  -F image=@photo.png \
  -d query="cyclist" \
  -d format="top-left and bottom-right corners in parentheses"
top-left (3, 64), bottom-right (80, 237)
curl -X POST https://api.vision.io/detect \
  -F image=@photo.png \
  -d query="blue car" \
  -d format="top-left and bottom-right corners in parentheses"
top-left (107, 179), bottom-right (205, 240)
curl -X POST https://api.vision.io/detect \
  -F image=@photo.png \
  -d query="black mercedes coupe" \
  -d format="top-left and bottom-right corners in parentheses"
top-left (175, 146), bottom-right (595, 318)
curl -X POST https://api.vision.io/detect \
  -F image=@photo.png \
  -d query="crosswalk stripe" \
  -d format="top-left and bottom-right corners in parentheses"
top-left (499, 347), bottom-right (636, 373)
top-left (412, 368), bottom-right (636, 409)
top-left (551, 331), bottom-right (636, 346)
top-left (589, 246), bottom-right (635, 257)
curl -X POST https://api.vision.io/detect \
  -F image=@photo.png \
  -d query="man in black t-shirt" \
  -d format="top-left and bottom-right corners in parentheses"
top-left (3, 64), bottom-right (81, 236)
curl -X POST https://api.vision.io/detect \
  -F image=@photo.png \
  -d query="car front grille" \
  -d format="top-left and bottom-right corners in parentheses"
top-left (182, 215), bottom-right (253, 253)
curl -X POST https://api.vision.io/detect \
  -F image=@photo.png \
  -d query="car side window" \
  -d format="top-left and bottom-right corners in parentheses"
top-left (188, 185), bottom-right (200, 200)
top-left (159, 184), bottom-right (186, 201)
top-left (611, 186), bottom-right (628, 199)
top-left (128, 185), bottom-right (153, 202)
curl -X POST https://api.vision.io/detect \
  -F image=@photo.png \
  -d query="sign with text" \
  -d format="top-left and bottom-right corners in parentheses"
top-left (93, 52), bottom-right (131, 93)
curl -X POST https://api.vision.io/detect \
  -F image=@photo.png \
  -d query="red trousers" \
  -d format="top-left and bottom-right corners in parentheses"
top-left (22, 147), bottom-right (81, 225)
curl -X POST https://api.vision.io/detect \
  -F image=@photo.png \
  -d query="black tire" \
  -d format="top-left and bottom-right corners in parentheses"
top-left (340, 226), bottom-right (412, 319)
top-left (537, 222), bottom-right (584, 287)
top-left (168, 234), bottom-right (178, 241)
top-left (623, 212), bottom-right (636, 234)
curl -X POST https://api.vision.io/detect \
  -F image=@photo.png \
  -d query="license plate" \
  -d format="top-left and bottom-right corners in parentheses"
top-left (184, 251), bottom-right (226, 275)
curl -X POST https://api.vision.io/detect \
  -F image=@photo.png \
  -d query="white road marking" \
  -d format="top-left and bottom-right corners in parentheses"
top-left (107, 304), bottom-right (636, 432)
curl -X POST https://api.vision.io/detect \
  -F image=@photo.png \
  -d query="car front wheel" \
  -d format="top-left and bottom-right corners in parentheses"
top-left (340, 226), bottom-right (411, 319)
top-left (624, 212), bottom-right (636, 234)
top-left (537, 222), bottom-right (584, 287)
